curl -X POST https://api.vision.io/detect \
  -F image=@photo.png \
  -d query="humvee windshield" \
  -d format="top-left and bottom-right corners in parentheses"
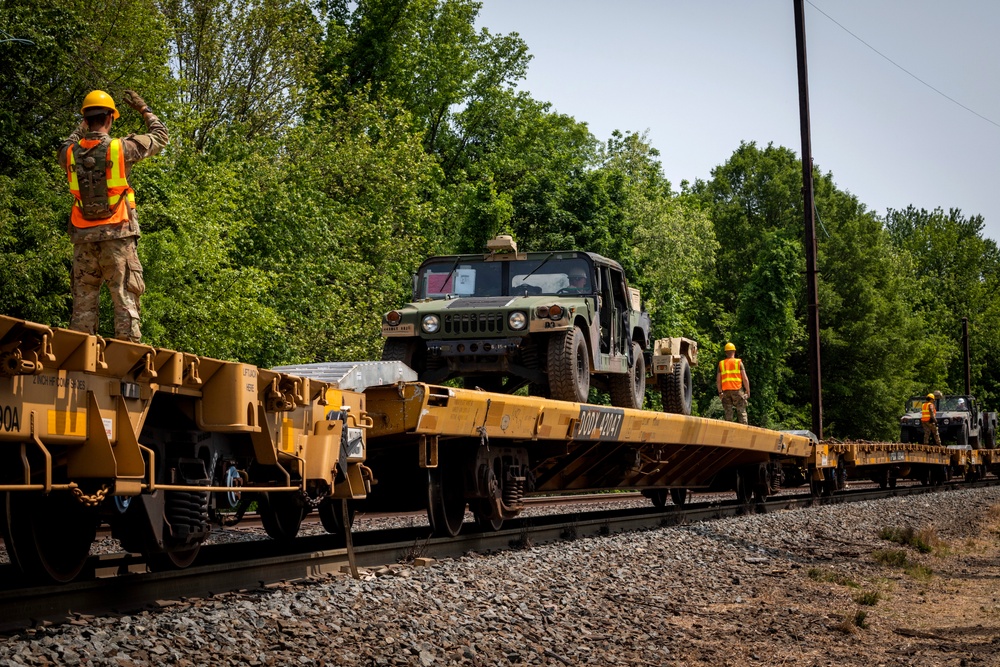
top-left (417, 256), bottom-right (594, 299)
top-left (905, 396), bottom-right (971, 413)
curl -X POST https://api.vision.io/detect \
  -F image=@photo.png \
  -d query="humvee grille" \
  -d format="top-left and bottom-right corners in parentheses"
top-left (444, 312), bottom-right (505, 334)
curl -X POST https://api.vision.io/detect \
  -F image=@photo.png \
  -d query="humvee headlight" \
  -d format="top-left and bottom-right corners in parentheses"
top-left (385, 310), bottom-right (402, 326)
top-left (548, 304), bottom-right (563, 319)
top-left (508, 311), bottom-right (527, 330)
top-left (536, 306), bottom-right (550, 319)
top-left (421, 314), bottom-right (441, 333)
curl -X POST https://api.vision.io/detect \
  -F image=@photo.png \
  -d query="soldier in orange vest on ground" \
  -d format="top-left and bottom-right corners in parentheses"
top-left (716, 342), bottom-right (750, 424)
top-left (58, 89), bottom-right (168, 342)
top-left (921, 393), bottom-right (941, 446)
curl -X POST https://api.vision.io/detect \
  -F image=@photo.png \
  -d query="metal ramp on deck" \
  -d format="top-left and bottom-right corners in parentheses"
top-left (272, 360), bottom-right (417, 392)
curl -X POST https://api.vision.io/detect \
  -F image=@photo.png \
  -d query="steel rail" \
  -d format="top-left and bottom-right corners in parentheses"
top-left (1, 478), bottom-right (996, 632)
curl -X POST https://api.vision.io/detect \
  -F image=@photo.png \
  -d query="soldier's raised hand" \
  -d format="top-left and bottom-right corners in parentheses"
top-left (123, 90), bottom-right (148, 112)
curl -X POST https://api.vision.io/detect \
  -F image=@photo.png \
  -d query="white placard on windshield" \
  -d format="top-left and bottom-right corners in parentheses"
top-left (453, 269), bottom-right (476, 295)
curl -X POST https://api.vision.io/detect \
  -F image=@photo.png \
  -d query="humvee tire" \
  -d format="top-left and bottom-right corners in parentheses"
top-left (381, 337), bottom-right (425, 374)
top-left (548, 326), bottom-right (590, 403)
top-left (609, 341), bottom-right (646, 409)
top-left (660, 355), bottom-right (692, 415)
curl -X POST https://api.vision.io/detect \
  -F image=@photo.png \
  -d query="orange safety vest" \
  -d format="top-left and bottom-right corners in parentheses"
top-left (921, 401), bottom-right (936, 422)
top-left (719, 357), bottom-right (743, 391)
top-left (66, 137), bottom-right (135, 228)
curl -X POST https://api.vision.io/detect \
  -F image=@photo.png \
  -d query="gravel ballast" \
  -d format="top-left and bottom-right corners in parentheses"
top-left (3, 487), bottom-right (1000, 666)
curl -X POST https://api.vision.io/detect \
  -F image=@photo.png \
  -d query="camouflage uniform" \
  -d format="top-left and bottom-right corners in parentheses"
top-left (58, 112), bottom-right (168, 342)
top-left (722, 389), bottom-right (748, 425)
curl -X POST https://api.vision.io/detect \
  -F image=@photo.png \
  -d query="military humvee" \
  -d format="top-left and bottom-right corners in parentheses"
top-left (900, 394), bottom-right (997, 449)
top-left (381, 235), bottom-right (652, 408)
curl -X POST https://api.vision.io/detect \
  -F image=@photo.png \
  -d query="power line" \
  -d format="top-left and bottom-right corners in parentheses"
top-left (805, 0), bottom-right (1000, 131)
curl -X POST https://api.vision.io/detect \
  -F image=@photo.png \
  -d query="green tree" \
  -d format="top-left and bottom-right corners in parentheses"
top-left (159, 0), bottom-right (321, 150)
top-left (697, 142), bottom-right (934, 435)
top-left (816, 195), bottom-right (940, 439)
top-left (231, 91), bottom-right (447, 364)
top-left (320, 0), bottom-right (530, 158)
top-left (731, 234), bottom-right (800, 428)
top-left (886, 206), bottom-right (1000, 405)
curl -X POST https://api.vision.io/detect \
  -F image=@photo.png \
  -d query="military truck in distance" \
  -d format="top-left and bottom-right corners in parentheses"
top-left (381, 235), bottom-right (653, 409)
top-left (900, 394), bottom-right (997, 449)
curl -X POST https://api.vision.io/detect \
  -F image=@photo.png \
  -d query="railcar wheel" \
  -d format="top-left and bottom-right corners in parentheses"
top-left (660, 356), bottom-right (693, 415)
top-left (735, 471), bottom-right (753, 504)
top-left (428, 465), bottom-right (466, 537)
top-left (472, 500), bottom-right (503, 531)
top-left (319, 499), bottom-right (356, 534)
top-left (148, 545), bottom-right (200, 571)
top-left (645, 490), bottom-right (668, 509)
top-left (258, 492), bottom-right (306, 541)
top-left (3, 491), bottom-right (97, 583)
top-left (609, 341), bottom-right (646, 409)
top-left (547, 327), bottom-right (590, 403)
top-left (670, 488), bottom-right (688, 507)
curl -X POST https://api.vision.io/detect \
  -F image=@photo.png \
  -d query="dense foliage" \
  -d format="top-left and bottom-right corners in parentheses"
top-left (1, 0), bottom-right (996, 439)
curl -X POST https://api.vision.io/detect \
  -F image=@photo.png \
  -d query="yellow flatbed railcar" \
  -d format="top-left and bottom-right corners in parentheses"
top-left (361, 382), bottom-right (816, 535)
top-left (0, 314), bottom-right (992, 580)
top-left (0, 315), bottom-right (378, 582)
top-left (830, 441), bottom-right (995, 488)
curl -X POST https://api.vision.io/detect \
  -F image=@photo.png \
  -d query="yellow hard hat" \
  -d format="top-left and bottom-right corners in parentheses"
top-left (724, 342), bottom-right (736, 352)
top-left (81, 90), bottom-right (119, 120)
top-left (927, 393), bottom-right (935, 400)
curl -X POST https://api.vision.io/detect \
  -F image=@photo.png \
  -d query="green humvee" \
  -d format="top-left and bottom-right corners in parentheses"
top-left (381, 236), bottom-right (652, 408)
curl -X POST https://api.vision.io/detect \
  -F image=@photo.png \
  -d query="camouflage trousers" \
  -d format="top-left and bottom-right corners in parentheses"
top-left (70, 237), bottom-right (145, 343)
top-left (722, 389), bottom-right (748, 425)
top-left (922, 421), bottom-right (941, 447)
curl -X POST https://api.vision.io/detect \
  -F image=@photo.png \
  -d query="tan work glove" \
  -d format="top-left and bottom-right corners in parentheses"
top-left (123, 90), bottom-right (148, 112)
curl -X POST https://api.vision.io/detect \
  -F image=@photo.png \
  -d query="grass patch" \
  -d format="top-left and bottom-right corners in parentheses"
top-left (872, 549), bottom-right (908, 567)
top-left (879, 525), bottom-right (949, 555)
top-left (833, 608), bottom-right (869, 634)
top-left (904, 563), bottom-right (933, 581)
top-left (853, 590), bottom-right (881, 606)
top-left (872, 548), bottom-right (934, 581)
top-left (808, 567), bottom-right (859, 588)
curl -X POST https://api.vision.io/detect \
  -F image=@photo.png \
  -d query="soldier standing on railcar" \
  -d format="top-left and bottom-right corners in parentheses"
top-left (716, 342), bottom-right (750, 425)
top-left (58, 89), bottom-right (168, 342)
top-left (922, 392), bottom-right (942, 446)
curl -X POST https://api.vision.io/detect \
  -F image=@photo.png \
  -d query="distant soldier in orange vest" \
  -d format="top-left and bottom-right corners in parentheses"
top-left (921, 393), bottom-right (941, 446)
top-left (58, 90), bottom-right (168, 342)
top-left (716, 342), bottom-right (750, 424)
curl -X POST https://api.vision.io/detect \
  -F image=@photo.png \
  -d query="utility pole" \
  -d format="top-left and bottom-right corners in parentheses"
top-left (963, 317), bottom-right (972, 395)
top-left (794, 0), bottom-right (823, 439)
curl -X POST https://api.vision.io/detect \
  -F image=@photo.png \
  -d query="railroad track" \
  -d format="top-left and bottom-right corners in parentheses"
top-left (2, 478), bottom-right (996, 632)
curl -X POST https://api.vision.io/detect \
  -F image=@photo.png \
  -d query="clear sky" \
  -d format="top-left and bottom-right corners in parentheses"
top-left (476, 0), bottom-right (1000, 240)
